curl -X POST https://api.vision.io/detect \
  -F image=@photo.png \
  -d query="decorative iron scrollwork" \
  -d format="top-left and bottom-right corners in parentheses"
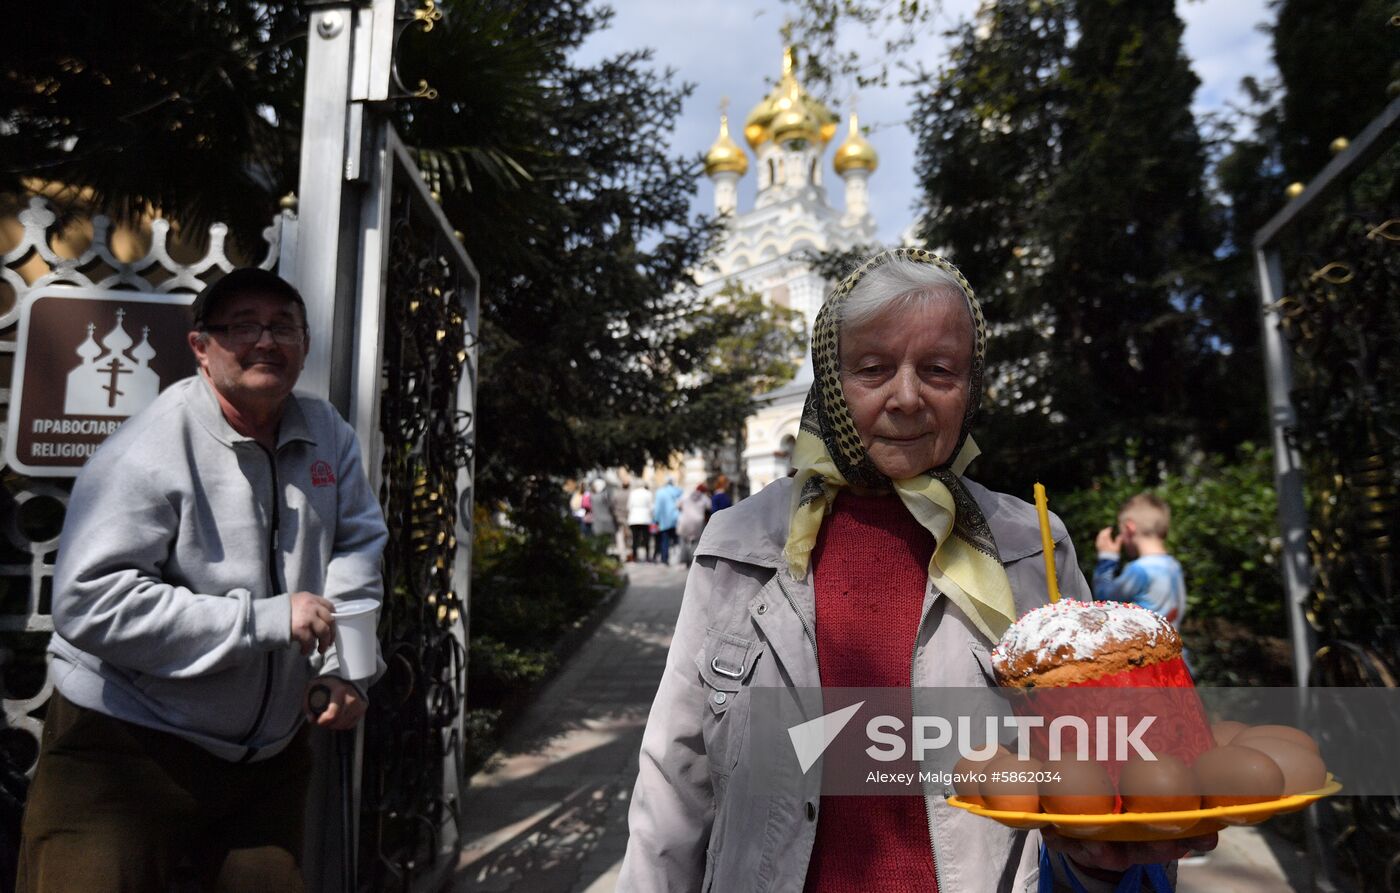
top-left (360, 171), bottom-right (476, 890)
top-left (386, 0), bottom-right (444, 103)
top-left (1281, 196), bottom-right (1400, 889)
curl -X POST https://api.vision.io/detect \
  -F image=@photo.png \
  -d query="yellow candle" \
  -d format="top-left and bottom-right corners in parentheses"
top-left (1032, 483), bottom-right (1062, 603)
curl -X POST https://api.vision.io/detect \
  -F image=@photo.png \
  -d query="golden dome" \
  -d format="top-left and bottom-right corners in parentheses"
top-left (770, 96), bottom-right (823, 146)
top-left (743, 47), bottom-right (839, 149)
top-left (704, 114), bottom-right (749, 177)
top-left (833, 112), bottom-right (878, 174)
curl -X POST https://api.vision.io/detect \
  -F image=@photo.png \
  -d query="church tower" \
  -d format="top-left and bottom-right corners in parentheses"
top-left (833, 110), bottom-right (879, 224)
top-left (703, 111), bottom-right (748, 216)
top-left (693, 47), bottom-right (881, 493)
top-left (743, 48), bottom-right (839, 207)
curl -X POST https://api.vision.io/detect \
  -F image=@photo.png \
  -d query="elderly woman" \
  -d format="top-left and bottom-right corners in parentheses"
top-left (618, 250), bottom-right (1213, 892)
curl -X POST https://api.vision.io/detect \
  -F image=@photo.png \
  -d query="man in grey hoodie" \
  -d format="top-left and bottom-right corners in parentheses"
top-left (17, 269), bottom-right (388, 891)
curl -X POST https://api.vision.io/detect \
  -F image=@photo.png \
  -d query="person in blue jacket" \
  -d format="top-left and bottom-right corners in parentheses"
top-left (652, 477), bottom-right (683, 565)
top-left (1093, 492), bottom-right (1187, 627)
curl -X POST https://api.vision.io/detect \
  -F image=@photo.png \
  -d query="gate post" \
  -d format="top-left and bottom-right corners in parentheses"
top-left (293, 0), bottom-right (358, 403)
top-left (290, 4), bottom-right (398, 891)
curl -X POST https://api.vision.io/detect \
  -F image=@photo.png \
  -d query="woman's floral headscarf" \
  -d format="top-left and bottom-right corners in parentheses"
top-left (783, 247), bottom-right (1016, 642)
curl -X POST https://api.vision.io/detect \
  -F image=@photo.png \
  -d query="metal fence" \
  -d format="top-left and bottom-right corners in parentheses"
top-left (355, 127), bottom-right (479, 892)
top-left (1255, 96), bottom-right (1400, 892)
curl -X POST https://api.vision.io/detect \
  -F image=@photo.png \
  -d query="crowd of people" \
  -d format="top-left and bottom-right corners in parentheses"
top-left (572, 472), bottom-right (735, 566)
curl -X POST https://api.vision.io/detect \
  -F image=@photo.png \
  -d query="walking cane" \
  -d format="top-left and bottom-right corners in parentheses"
top-left (308, 684), bottom-right (357, 893)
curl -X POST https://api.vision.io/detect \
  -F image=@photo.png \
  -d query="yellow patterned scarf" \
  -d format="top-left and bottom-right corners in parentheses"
top-left (782, 248), bottom-right (1016, 642)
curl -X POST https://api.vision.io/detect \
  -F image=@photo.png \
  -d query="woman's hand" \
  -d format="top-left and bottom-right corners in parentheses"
top-left (1042, 828), bottom-right (1217, 879)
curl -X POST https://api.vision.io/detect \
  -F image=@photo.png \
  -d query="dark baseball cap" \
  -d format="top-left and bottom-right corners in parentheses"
top-left (191, 267), bottom-right (307, 327)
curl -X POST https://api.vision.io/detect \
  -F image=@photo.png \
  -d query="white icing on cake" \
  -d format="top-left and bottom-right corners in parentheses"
top-left (991, 599), bottom-right (1174, 678)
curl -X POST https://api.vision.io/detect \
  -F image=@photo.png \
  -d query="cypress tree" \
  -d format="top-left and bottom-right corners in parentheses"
top-left (913, 0), bottom-right (1224, 491)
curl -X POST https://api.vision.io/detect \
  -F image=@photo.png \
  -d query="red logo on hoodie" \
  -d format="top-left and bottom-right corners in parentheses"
top-left (310, 461), bottom-right (337, 487)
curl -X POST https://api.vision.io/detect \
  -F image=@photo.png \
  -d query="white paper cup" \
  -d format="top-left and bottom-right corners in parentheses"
top-left (332, 598), bottom-right (380, 680)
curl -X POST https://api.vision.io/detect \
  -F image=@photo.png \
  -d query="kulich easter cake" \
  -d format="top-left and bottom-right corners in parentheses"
top-left (991, 600), bottom-right (1183, 688)
top-left (990, 599), bottom-right (1214, 787)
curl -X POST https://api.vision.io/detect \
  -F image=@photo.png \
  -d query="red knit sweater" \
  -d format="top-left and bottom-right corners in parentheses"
top-left (803, 490), bottom-right (940, 893)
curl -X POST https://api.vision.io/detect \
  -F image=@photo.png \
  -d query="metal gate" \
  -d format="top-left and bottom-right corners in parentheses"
top-left (1255, 96), bottom-right (1400, 891)
top-left (1, 0), bottom-right (480, 889)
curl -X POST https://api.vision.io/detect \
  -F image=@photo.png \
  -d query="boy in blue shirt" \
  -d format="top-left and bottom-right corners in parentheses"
top-left (1094, 492), bottom-right (1187, 627)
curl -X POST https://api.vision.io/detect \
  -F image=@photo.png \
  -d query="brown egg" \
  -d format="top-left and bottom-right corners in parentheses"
top-left (1211, 720), bottom-right (1248, 746)
top-left (1195, 745), bottom-right (1286, 807)
top-left (1118, 754), bottom-right (1200, 813)
top-left (1040, 758), bottom-right (1115, 814)
top-left (981, 753), bottom-right (1043, 813)
top-left (1233, 739), bottom-right (1327, 795)
top-left (952, 745), bottom-right (1008, 806)
top-left (1234, 724), bottom-right (1319, 754)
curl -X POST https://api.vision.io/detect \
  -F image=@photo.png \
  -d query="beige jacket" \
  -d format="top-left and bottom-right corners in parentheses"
top-left (618, 475), bottom-right (1159, 893)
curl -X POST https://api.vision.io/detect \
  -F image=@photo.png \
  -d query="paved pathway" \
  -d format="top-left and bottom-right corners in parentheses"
top-left (450, 560), bottom-right (1312, 892)
top-left (1178, 824), bottom-right (1308, 892)
top-left (450, 562), bottom-right (687, 893)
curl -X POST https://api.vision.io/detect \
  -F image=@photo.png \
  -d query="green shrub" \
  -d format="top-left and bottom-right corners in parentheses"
top-left (465, 501), bottom-right (625, 753)
top-left (1053, 443), bottom-right (1291, 684)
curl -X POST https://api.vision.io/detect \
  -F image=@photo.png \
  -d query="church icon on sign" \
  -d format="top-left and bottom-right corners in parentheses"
top-left (64, 308), bottom-right (161, 417)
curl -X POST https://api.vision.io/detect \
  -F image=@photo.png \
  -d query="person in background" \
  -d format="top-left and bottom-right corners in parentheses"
top-left (652, 477), bottom-right (683, 565)
top-left (580, 485), bottom-right (595, 536)
top-left (627, 478), bottom-right (654, 563)
top-left (589, 478), bottom-right (617, 552)
top-left (608, 473), bottom-right (631, 561)
top-left (1093, 493), bottom-right (1187, 628)
top-left (569, 482), bottom-right (587, 535)
top-left (675, 483), bottom-right (712, 567)
top-left (18, 268), bottom-right (387, 891)
top-left (618, 248), bottom-right (1210, 892)
top-left (709, 474), bottom-right (733, 513)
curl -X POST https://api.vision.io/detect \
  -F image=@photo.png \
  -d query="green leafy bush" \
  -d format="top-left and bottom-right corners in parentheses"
top-left (465, 501), bottom-right (624, 759)
top-left (1053, 443), bottom-right (1291, 684)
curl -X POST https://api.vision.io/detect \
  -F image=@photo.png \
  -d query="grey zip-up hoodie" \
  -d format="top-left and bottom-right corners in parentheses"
top-left (48, 374), bottom-right (388, 762)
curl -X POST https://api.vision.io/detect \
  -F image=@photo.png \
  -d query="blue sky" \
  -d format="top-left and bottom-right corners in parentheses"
top-left (579, 0), bottom-right (1275, 244)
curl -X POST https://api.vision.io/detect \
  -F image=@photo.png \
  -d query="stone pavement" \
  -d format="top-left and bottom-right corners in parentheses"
top-left (449, 560), bottom-right (1312, 893)
top-left (450, 561), bottom-right (688, 893)
top-left (1178, 824), bottom-right (1308, 892)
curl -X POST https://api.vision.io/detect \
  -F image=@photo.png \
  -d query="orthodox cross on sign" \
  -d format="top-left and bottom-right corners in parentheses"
top-left (99, 357), bottom-right (132, 407)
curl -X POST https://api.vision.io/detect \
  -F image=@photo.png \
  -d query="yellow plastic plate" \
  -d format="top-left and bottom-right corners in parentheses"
top-left (946, 775), bottom-right (1342, 841)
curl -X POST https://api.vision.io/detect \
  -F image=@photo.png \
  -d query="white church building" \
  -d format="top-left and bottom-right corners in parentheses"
top-left (695, 48), bottom-right (881, 494)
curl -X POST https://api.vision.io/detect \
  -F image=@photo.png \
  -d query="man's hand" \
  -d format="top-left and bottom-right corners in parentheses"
top-left (1095, 526), bottom-right (1122, 556)
top-left (1043, 829), bottom-right (1217, 879)
top-left (304, 677), bottom-right (367, 731)
top-left (290, 592), bottom-right (335, 655)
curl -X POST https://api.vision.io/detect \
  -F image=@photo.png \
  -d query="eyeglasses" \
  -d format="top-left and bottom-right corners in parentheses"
top-left (202, 323), bottom-right (307, 345)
